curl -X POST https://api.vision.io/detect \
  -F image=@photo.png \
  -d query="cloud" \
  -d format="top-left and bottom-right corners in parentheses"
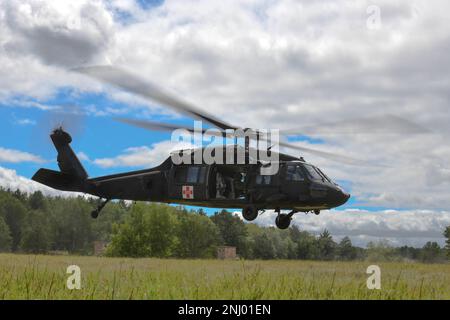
top-left (234, 208), bottom-right (450, 247)
top-left (14, 118), bottom-right (36, 126)
top-left (0, 165), bottom-right (79, 197)
top-left (2, 0), bottom-right (115, 67)
top-left (0, 147), bottom-right (45, 163)
top-left (93, 140), bottom-right (193, 168)
top-left (0, 0), bottom-right (110, 101)
top-left (76, 151), bottom-right (91, 162)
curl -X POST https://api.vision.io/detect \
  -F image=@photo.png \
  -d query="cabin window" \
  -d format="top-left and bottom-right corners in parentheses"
top-left (286, 165), bottom-right (305, 181)
top-left (187, 166), bottom-right (200, 183)
top-left (175, 166), bottom-right (206, 184)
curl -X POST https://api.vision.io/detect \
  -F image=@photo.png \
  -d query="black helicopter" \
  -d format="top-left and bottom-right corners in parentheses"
top-left (31, 66), bottom-right (426, 229)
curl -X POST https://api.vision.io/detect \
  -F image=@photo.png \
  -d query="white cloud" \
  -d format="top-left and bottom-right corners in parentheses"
top-left (2, 0), bottom-right (115, 67)
top-left (14, 118), bottom-right (36, 126)
top-left (0, 0), bottom-right (110, 101)
top-left (0, 147), bottom-right (45, 163)
top-left (11, 116), bottom-right (37, 126)
top-left (76, 151), bottom-right (90, 162)
top-left (93, 139), bottom-right (193, 168)
top-left (0, 165), bottom-right (79, 197)
top-left (234, 208), bottom-right (450, 247)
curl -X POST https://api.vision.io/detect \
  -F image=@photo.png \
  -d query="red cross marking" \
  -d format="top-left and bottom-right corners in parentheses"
top-left (182, 186), bottom-right (194, 199)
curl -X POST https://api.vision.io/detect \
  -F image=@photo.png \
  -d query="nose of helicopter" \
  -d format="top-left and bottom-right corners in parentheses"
top-left (329, 187), bottom-right (350, 207)
top-left (341, 190), bottom-right (351, 205)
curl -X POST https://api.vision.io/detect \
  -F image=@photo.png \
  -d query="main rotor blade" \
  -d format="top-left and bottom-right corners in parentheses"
top-left (115, 117), bottom-right (231, 137)
top-left (117, 117), bottom-right (371, 165)
top-left (269, 139), bottom-right (374, 166)
top-left (281, 114), bottom-right (430, 136)
top-left (75, 66), bottom-right (238, 131)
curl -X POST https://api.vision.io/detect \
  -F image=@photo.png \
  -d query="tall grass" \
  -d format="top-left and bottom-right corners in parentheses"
top-left (0, 254), bottom-right (449, 300)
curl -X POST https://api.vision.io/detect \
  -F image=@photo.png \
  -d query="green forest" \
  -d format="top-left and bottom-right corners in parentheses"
top-left (1, 188), bottom-right (449, 262)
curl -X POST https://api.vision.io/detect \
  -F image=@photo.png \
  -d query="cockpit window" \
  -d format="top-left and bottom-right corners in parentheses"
top-left (303, 164), bottom-right (323, 180)
top-left (286, 165), bottom-right (305, 181)
top-left (315, 168), bottom-right (332, 183)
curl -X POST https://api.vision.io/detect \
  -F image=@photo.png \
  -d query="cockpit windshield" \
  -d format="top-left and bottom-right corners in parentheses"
top-left (315, 167), bottom-right (332, 183)
top-left (303, 164), bottom-right (325, 181)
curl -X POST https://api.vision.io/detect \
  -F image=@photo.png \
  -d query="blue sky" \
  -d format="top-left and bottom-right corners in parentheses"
top-left (1, 93), bottom-right (168, 175)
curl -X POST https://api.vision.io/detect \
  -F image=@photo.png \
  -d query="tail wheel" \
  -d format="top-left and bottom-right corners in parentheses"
top-left (91, 210), bottom-right (99, 219)
top-left (275, 214), bottom-right (291, 229)
top-left (242, 206), bottom-right (258, 221)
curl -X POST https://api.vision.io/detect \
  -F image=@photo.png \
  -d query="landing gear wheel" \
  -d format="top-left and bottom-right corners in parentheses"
top-left (314, 210), bottom-right (321, 216)
top-left (91, 210), bottom-right (99, 219)
top-left (242, 206), bottom-right (258, 221)
top-left (90, 198), bottom-right (110, 219)
top-left (275, 214), bottom-right (291, 229)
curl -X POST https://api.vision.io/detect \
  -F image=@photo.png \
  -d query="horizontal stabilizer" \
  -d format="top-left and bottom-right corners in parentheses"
top-left (32, 169), bottom-right (83, 192)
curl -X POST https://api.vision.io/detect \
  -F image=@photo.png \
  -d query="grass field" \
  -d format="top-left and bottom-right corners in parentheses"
top-left (0, 254), bottom-right (449, 300)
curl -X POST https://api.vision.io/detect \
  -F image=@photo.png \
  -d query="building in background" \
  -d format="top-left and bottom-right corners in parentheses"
top-left (93, 241), bottom-right (109, 256)
top-left (217, 246), bottom-right (237, 260)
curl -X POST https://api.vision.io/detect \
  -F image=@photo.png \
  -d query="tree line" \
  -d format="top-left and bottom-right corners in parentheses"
top-left (1, 188), bottom-right (449, 262)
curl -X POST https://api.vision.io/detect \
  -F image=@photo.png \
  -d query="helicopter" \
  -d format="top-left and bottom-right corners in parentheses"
top-left (31, 66), bottom-right (426, 229)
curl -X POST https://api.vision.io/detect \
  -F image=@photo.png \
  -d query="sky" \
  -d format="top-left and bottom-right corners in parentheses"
top-left (1, 0), bottom-right (450, 247)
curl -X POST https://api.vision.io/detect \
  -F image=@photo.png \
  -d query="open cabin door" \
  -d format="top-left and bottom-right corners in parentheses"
top-left (168, 165), bottom-right (209, 201)
top-left (207, 164), bottom-right (249, 200)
